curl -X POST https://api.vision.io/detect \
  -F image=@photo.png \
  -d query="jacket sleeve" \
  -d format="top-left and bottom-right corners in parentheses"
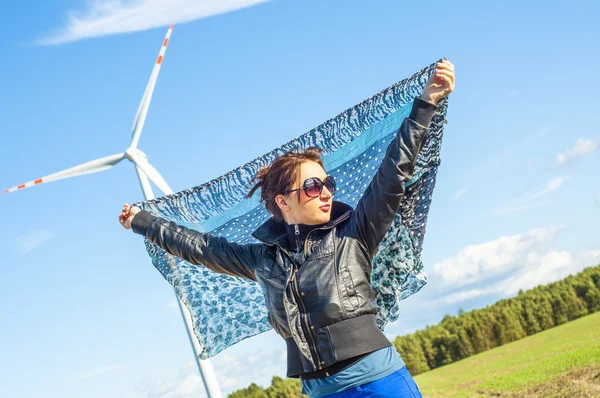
top-left (350, 97), bottom-right (437, 256)
top-left (131, 210), bottom-right (262, 281)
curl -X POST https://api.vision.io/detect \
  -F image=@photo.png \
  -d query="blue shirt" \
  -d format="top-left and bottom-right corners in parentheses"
top-left (301, 346), bottom-right (405, 397)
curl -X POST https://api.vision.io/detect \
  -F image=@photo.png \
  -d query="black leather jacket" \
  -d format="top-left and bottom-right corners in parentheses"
top-left (131, 97), bottom-right (437, 377)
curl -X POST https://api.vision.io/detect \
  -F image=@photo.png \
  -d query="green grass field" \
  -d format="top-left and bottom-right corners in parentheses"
top-left (414, 311), bottom-right (600, 397)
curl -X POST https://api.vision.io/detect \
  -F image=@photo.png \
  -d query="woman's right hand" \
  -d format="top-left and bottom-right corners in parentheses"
top-left (119, 203), bottom-right (141, 230)
top-left (421, 59), bottom-right (455, 105)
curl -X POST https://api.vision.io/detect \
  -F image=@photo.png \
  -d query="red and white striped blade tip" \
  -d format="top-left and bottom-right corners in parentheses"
top-left (3, 178), bottom-right (45, 193)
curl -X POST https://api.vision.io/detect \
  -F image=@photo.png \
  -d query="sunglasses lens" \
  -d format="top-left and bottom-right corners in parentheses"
top-left (302, 177), bottom-right (336, 197)
top-left (325, 176), bottom-right (337, 195)
top-left (304, 178), bottom-right (322, 197)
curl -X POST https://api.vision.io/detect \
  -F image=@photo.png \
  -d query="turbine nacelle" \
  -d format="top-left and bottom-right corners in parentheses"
top-left (125, 147), bottom-right (148, 162)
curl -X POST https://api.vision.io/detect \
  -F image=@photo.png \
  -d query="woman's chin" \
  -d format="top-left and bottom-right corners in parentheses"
top-left (317, 213), bottom-right (332, 224)
top-left (301, 210), bottom-right (332, 225)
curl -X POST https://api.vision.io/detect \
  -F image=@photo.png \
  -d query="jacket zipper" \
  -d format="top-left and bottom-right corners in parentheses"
top-left (293, 224), bottom-right (321, 368)
top-left (296, 214), bottom-right (351, 369)
top-left (261, 213), bottom-right (351, 371)
top-left (270, 244), bottom-right (318, 366)
top-left (290, 266), bottom-right (321, 369)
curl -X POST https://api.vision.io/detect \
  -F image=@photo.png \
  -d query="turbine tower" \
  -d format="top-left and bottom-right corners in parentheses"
top-left (3, 24), bottom-right (223, 398)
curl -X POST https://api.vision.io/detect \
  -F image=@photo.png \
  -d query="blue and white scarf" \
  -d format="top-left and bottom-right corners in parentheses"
top-left (134, 61), bottom-right (448, 359)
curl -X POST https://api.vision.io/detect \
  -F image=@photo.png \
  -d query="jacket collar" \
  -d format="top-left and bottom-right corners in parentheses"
top-left (284, 222), bottom-right (322, 253)
top-left (252, 201), bottom-right (353, 247)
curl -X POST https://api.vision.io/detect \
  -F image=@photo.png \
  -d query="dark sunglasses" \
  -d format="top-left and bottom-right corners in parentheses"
top-left (286, 176), bottom-right (337, 198)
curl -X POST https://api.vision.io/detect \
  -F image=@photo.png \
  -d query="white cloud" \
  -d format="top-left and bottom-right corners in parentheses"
top-left (39, 0), bottom-right (270, 45)
top-left (494, 175), bottom-right (566, 215)
top-left (481, 128), bottom-right (549, 174)
top-left (529, 175), bottom-right (567, 199)
top-left (429, 225), bottom-right (600, 305)
top-left (432, 225), bottom-right (562, 289)
top-left (75, 363), bottom-right (126, 380)
top-left (449, 127), bottom-right (549, 201)
top-left (450, 188), bottom-right (467, 201)
top-left (136, 362), bottom-right (207, 398)
top-left (16, 229), bottom-right (55, 254)
top-left (492, 200), bottom-right (549, 216)
top-left (585, 249), bottom-right (600, 258)
top-left (137, 345), bottom-right (287, 397)
top-left (555, 137), bottom-right (600, 167)
top-left (440, 249), bottom-right (600, 304)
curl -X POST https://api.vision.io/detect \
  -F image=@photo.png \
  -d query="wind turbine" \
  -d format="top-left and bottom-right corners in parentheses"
top-left (3, 24), bottom-right (223, 398)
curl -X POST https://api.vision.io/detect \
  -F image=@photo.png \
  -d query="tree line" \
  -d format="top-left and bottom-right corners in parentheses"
top-left (228, 263), bottom-right (600, 397)
top-left (393, 263), bottom-right (600, 375)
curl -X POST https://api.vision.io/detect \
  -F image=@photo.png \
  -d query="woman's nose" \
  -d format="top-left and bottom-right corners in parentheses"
top-left (321, 186), bottom-right (333, 199)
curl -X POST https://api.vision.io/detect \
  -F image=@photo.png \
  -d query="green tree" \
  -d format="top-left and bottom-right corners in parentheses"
top-left (535, 292), bottom-right (555, 330)
top-left (265, 376), bottom-right (303, 398)
top-left (394, 335), bottom-right (430, 375)
top-left (521, 296), bottom-right (542, 335)
top-left (229, 383), bottom-right (267, 398)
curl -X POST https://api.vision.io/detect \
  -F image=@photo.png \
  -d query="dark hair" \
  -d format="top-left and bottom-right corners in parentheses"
top-left (247, 147), bottom-right (324, 220)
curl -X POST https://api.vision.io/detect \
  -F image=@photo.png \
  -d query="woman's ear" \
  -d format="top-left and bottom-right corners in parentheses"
top-left (275, 194), bottom-right (289, 214)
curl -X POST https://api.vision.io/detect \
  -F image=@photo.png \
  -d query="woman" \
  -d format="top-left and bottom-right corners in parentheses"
top-left (120, 59), bottom-right (454, 397)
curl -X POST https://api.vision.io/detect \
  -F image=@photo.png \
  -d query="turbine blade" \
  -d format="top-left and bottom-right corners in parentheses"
top-left (130, 23), bottom-right (174, 149)
top-left (3, 153), bottom-right (125, 194)
top-left (135, 164), bottom-right (155, 200)
top-left (132, 156), bottom-right (173, 195)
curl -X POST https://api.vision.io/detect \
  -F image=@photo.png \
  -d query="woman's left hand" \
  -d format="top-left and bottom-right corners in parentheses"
top-left (119, 203), bottom-right (141, 230)
top-left (421, 59), bottom-right (455, 105)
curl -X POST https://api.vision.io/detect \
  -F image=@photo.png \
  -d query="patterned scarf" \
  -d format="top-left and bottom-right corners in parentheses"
top-left (134, 61), bottom-right (448, 359)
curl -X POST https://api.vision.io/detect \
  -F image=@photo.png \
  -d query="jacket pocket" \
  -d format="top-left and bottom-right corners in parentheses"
top-left (339, 265), bottom-right (359, 309)
top-left (260, 259), bottom-right (289, 336)
top-left (261, 253), bottom-right (285, 279)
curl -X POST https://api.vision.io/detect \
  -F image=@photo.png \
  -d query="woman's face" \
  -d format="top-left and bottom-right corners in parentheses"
top-left (276, 161), bottom-right (334, 225)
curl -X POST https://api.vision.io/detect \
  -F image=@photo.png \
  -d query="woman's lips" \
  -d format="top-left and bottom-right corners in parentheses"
top-left (319, 204), bottom-right (331, 212)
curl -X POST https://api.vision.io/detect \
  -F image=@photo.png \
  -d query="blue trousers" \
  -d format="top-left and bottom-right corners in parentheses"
top-left (321, 367), bottom-right (423, 398)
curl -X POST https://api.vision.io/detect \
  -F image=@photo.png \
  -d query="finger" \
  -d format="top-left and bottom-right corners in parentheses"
top-left (438, 59), bottom-right (453, 68)
top-left (436, 69), bottom-right (455, 80)
top-left (436, 62), bottom-right (454, 72)
top-left (438, 74), bottom-right (454, 88)
top-left (435, 73), bottom-right (454, 83)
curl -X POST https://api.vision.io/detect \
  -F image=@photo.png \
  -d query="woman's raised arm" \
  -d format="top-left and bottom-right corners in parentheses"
top-left (120, 203), bottom-right (263, 281)
top-left (349, 60), bottom-right (455, 256)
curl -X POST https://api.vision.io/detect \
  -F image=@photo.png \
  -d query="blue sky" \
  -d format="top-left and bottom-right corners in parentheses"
top-left (1, 0), bottom-right (599, 397)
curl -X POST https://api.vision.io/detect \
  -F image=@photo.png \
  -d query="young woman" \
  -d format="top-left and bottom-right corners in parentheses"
top-left (119, 59), bottom-right (454, 397)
